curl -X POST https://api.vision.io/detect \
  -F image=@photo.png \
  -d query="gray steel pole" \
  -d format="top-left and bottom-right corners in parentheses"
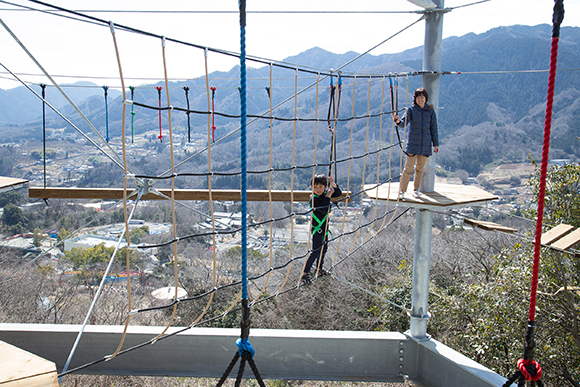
top-left (420, 0), bottom-right (444, 193)
top-left (409, 0), bottom-right (444, 340)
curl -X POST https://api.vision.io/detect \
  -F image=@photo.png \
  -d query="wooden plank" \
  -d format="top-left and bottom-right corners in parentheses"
top-left (541, 224), bottom-right (574, 245)
top-left (29, 187), bottom-right (351, 203)
top-left (0, 340), bottom-right (58, 387)
top-left (0, 176), bottom-right (28, 191)
top-left (463, 219), bottom-right (517, 233)
top-left (550, 228), bottom-right (580, 251)
top-left (363, 182), bottom-right (497, 207)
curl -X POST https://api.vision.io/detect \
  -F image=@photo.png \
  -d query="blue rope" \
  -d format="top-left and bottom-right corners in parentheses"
top-left (103, 85), bottom-right (109, 142)
top-left (236, 338), bottom-right (255, 358)
top-left (239, 0), bottom-right (247, 301)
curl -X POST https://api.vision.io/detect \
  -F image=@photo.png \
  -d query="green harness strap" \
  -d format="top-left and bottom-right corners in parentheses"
top-left (310, 193), bottom-right (329, 236)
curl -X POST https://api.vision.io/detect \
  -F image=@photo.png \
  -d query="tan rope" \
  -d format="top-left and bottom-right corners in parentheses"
top-left (189, 47), bottom-right (218, 323)
top-left (164, 47), bottom-right (219, 332)
top-left (362, 76), bottom-right (388, 244)
top-left (342, 77), bottom-right (373, 256)
top-left (369, 75), bottom-right (412, 236)
top-left (332, 76), bottom-right (357, 265)
top-left (277, 68), bottom-right (297, 292)
top-left (150, 37), bottom-right (180, 342)
top-left (106, 22), bottom-right (131, 360)
top-left (302, 72), bottom-right (320, 277)
top-left (251, 63), bottom-right (274, 304)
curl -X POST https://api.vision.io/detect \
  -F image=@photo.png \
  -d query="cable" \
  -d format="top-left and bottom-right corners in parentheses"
top-left (0, 16), bottom-right (128, 172)
top-left (0, 62), bottom-right (126, 171)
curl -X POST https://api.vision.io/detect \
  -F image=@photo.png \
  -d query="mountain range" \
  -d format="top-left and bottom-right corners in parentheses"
top-left (1, 24), bottom-right (579, 176)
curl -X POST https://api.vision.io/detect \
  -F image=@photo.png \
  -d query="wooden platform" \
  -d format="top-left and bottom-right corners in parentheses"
top-left (541, 224), bottom-right (580, 252)
top-left (0, 176), bottom-right (28, 192)
top-left (463, 219), bottom-right (517, 233)
top-left (541, 224), bottom-right (574, 245)
top-left (0, 340), bottom-right (58, 387)
top-left (549, 228), bottom-right (580, 251)
top-left (363, 182), bottom-right (497, 210)
top-left (29, 187), bottom-right (350, 203)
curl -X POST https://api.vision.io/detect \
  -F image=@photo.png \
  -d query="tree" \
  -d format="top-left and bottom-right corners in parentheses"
top-left (527, 161), bottom-right (580, 228)
top-left (33, 228), bottom-right (46, 247)
top-left (128, 226), bottom-right (149, 245)
top-left (525, 161), bottom-right (580, 384)
top-left (0, 191), bottom-right (20, 207)
top-left (57, 227), bottom-right (71, 244)
top-left (1, 204), bottom-right (26, 227)
top-left (30, 148), bottom-right (57, 160)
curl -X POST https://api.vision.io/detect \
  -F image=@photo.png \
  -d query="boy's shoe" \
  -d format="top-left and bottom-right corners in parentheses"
top-left (398, 191), bottom-right (405, 200)
top-left (413, 190), bottom-right (420, 198)
top-left (317, 269), bottom-right (329, 277)
top-left (300, 273), bottom-right (312, 285)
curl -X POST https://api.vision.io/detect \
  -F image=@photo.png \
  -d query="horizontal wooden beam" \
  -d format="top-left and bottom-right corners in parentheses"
top-left (29, 187), bottom-right (350, 203)
top-left (463, 219), bottom-right (517, 233)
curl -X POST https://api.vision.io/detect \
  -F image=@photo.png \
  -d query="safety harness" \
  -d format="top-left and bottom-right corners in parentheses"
top-left (310, 193), bottom-right (330, 237)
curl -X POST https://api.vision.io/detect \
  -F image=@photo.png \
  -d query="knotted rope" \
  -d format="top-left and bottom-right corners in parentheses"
top-left (503, 1), bottom-right (564, 386)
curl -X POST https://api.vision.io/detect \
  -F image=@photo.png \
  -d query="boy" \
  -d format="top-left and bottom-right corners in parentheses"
top-left (301, 174), bottom-right (342, 285)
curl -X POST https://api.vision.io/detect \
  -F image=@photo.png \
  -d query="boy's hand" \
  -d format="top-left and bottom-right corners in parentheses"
top-left (328, 176), bottom-right (335, 187)
top-left (325, 185), bottom-right (334, 197)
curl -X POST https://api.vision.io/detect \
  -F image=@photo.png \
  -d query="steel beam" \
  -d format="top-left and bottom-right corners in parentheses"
top-left (0, 324), bottom-right (514, 386)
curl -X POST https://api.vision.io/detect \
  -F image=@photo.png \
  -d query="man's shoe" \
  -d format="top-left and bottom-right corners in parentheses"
top-left (398, 191), bottom-right (405, 200)
top-left (317, 269), bottom-right (329, 277)
top-left (413, 190), bottom-right (420, 198)
top-left (301, 273), bottom-right (312, 285)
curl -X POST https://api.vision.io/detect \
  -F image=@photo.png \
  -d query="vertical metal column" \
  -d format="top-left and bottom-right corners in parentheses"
top-left (409, 0), bottom-right (444, 340)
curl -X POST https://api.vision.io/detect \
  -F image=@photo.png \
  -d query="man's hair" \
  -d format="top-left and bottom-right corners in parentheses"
top-left (312, 174), bottom-right (328, 186)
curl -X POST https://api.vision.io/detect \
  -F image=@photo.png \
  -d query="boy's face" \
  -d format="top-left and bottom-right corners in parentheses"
top-left (312, 183), bottom-right (326, 196)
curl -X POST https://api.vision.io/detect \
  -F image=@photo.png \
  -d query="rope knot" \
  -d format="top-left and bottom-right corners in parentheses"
top-left (517, 359), bottom-right (542, 382)
top-left (236, 338), bottom-right (255, 358)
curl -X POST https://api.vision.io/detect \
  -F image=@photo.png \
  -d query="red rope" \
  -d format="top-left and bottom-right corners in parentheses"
top-left (517, 359), bottom-right (543, 382)
top-left (156, 86), bottom-right (163, 142)
top-left (529, 36), bottom-right (559, 322)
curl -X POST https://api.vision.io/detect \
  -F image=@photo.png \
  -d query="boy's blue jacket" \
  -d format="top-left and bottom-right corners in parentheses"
top-left (396, 104), bottom-right (439, 156)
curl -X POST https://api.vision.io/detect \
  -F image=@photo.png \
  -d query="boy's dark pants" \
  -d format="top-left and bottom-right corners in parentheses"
top-left (304, 229), bottom-right (328, 274)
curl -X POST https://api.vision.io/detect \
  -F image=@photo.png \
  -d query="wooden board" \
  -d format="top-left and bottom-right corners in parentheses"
top-left (29, 187), bottom-right (350, 203)
top-left (0, 176), bottom-right (28, 191)
top-left (550, 228), bottom-right (580, 251)
top-left (0, 340), bottom-right (58, 387)
top-left (463, 218), bottom-right (517, 233)
top-left (363, 182), bottom-right (497, 207)
top-left (541, 224), bottom-right (574, 245)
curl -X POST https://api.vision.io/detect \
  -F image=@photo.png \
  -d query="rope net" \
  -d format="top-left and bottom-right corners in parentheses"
top-left (1, 1), bottom-right (425, 380)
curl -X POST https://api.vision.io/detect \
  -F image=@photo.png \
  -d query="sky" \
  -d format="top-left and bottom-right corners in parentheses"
top-left (0, 0), bottom-right (578, 90)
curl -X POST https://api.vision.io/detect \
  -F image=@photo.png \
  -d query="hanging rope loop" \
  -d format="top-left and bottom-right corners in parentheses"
top-left (156, 86), bottom-right (163, 142)
top-left (183, 86), bottom-right (191, 142)
top-left (129, 86), bottom-right (135, 143)
top-left (210, 86), bottom-right (217, 142)
top-left (327, 73), bottom-right (335, 132)
top-left (103, 85), bottom-right (110, 142)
